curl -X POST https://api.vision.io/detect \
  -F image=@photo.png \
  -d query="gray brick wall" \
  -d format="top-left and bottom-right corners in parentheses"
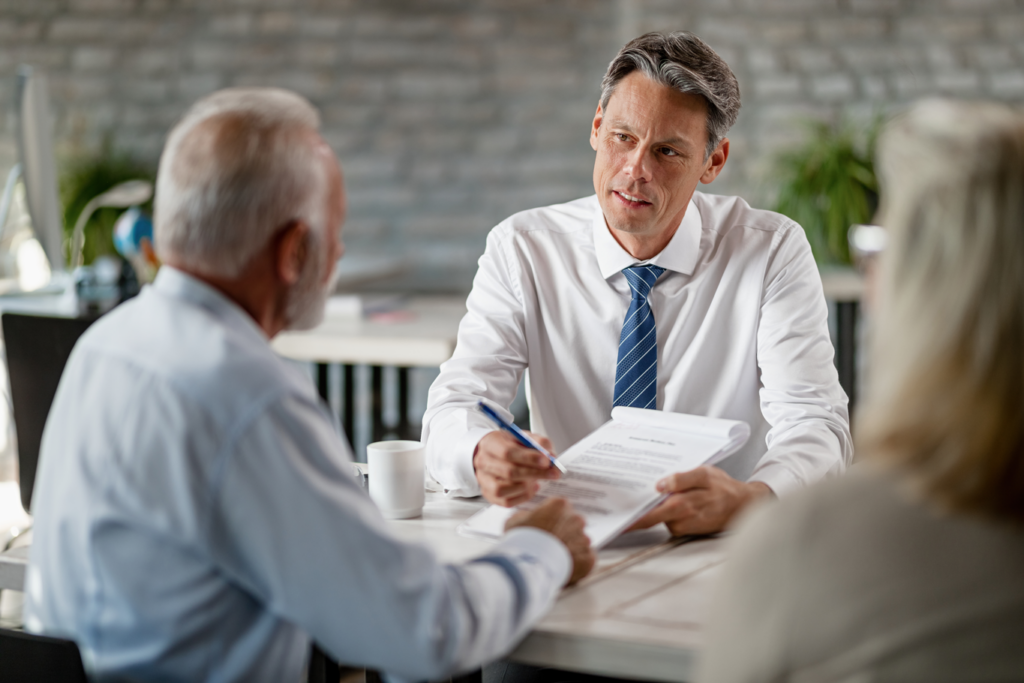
top-left (1, 0), bottom-right (1023, 289)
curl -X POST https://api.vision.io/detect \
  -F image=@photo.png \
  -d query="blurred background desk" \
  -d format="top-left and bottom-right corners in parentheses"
top-left (0, 543), bottom-right (26, 592)
top-left (273, 272), bottom-right (865, 460)
top-left (271, 295), bottom-right (467, 455)
top-left (820, 268), bottom-right (865, 410)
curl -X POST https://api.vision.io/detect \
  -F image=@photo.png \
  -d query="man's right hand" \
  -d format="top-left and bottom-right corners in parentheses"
top-left (505, 498), bottom-right (595, 585)
top-left (473, 430), bottom-right (561, 507)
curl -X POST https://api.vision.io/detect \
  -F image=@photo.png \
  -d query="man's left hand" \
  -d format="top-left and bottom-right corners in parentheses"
top-left (628, 466), bottom-right (772, 536)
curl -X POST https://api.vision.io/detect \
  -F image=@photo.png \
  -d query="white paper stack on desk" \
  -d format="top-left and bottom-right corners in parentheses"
top-left (458, 407), bottom-right (750, 548)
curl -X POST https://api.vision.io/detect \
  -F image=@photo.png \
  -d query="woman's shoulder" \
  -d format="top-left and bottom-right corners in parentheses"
top-left (730, 463), bottom-right (1024, 594)
top-left (715, 464), bottom-right (1024, 682)
top-left (732, 465), bottom-right (900, 547)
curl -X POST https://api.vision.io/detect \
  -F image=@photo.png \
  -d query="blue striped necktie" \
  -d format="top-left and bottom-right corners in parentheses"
top-left (614, 264), bottom-right (665, 409)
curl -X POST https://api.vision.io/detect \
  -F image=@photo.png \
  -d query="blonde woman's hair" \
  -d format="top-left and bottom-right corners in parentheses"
top-left (858, 99), bottom-right (1024, 523)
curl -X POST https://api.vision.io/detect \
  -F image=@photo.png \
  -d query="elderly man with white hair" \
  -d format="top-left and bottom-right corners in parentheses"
top-left (24, 88), bottom-right (594, 683)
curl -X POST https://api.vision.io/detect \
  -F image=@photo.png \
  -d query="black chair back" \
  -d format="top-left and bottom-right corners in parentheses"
top-left (0, 628), bottom-right (87, 682)
top-left (3, 313), bottom-right (96, 512)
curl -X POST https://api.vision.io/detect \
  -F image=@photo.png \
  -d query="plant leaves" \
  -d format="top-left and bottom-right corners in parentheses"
top-left (772, 118), bottom-right (880, 265)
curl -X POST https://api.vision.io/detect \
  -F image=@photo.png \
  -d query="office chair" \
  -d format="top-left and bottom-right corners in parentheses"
top-left (0, 628), bottom-right (87, 682)
top-left (2, 313), bottom-right (96, 513)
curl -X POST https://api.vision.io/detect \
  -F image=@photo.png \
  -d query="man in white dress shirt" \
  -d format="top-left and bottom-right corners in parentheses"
top-left (25, 88), bottom-right (594, 682)
top-left (423, 31), bottom-right (852, 536)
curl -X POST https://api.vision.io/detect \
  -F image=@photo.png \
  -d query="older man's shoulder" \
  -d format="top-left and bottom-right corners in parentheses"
top-left (76, 287), bottom-right (311, 413)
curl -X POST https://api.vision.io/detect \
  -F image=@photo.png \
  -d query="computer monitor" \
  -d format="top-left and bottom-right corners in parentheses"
top-left (3, 313), bottom-right (96, 511)
top-left (15, 65), bottom-right (65, 275)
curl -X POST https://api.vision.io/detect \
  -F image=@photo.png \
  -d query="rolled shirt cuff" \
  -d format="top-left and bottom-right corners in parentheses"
top-left (439, 427), bottom-right (495, 498)
top-left (494, 527), bottom-right (573, 589)
top-left (747, 462), bottom-right (802, 498)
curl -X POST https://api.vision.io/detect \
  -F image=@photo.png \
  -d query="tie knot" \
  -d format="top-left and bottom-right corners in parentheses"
top-left (623, 264), bottom-right (665, 300)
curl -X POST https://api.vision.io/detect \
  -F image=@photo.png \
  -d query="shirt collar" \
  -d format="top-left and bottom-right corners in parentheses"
top-left (592, 196), bottom-right (703, 279)
top-left (152, 267), bottom-right (269, 344)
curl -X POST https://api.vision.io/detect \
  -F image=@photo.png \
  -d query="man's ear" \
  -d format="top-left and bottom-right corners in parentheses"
top-left (700, 137), bottom-right (730, 185)
top-left (275, 220), bottom-right (309, 286)
top-left (590, 103), bottom-right (604, 152)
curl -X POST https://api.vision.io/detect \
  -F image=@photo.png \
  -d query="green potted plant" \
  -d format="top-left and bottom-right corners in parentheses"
top-left (60, 148), bottom-right (155, 266)
top-left (773, 119), bottom-right (879, 266)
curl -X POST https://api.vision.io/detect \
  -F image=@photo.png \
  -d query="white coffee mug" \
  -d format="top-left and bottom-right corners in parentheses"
top-left (367, 440), bottom-right (426, 519)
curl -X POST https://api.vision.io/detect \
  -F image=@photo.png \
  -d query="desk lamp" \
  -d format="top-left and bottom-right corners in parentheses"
top-left (69, 179), bottom-right (153, 269)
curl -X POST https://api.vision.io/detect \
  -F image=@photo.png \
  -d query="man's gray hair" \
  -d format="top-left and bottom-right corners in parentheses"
top-left (155, 87), bottom-right (326, 278)
top-left (600, 32), bottom-right (741, 160)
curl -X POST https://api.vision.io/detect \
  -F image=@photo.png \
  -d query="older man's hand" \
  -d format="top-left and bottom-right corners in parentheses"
top-left (473, 430), bottom-right (561, 507)
top-left (505, 498), bottom-right (595, 586)
top-left (629, 466), bottom-right (773, 537)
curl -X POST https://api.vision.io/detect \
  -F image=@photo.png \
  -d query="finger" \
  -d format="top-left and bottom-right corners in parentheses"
top-left (490, 432), bottom-right (555, 467)
top-left (626, 513), bottom-right (659, 532)
top-left (481, 477), bottom-right (531, 507)
top-left (564, 533), bottom-right (592, 556)
top-left (481, 444), bottom-right (557, 473)
top-left (478, 432), bottom-right (554, 470)
top-left (537, 497), bottom-right (569, 516)
top-left (627, 496), bottom-right (680, 531)
top-left (662, 490), bottom-right (729, 536)
top-left (557, 512), bottom-right (586, 537)
top-left (506, 507), bottom-right (532, 528)
top-left (494, 478), bottom-right (540, 503)
top-left (504, 445), bottom-right (558, 469)
top-left (501, 483), bottom-right (541, 508)
top-left (667, 488), bottom-right (747, 536)
top-left (665, 516), bottom-right (712, 537)
top-left (569, 544), bottom-right (593, 573)
top-left (629, 492), bottom-right (700, 530)
top-left (502, 493), bottom-right (533, 508)
top-left (555, 514), bottom-right (590, 551)
top-left (478, 442), bottom-right (559, 478)
top-left (516, 497), bottom-right (566, 524)
top-left (568, 547), bottom-right (597, 585)
top-left (479, 458), bottom-right (558, 482)
top-left (525, 431), bottom-right (555, 454)
top-left (665, 509), bottom-right (721, 537)
top-left (656, 466), bottom-right (713, 494)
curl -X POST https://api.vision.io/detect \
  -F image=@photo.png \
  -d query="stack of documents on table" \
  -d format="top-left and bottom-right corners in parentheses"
top-left (458, 407), bottom-right (750, 548)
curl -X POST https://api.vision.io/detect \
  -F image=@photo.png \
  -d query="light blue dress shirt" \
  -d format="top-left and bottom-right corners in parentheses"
top-left (25, 267), bottom-right (569, 683)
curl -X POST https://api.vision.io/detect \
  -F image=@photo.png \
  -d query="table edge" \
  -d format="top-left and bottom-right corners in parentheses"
top-left (509, 630), bottom-right (697, 682)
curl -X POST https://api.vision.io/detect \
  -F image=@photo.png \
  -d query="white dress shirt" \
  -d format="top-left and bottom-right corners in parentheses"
top-left (423, 193), bottom-right (851, 498)
top-left (25, 267), bottom-right (570, 683)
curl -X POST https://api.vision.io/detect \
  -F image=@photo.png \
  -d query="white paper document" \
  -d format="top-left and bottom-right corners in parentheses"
top-left (458, 408), bottom-right (750, 548)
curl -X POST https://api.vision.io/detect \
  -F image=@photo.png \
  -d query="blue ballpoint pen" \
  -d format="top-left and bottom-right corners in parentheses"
top-left (477, 401), bottom-right (568, 474)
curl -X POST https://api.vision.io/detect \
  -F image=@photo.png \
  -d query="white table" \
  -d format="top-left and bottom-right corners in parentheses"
top-left (271, 295), bottom-right (467, 446)
top-left (389, 493), bottom-right (724, 682)
top-left (513, 539), bottom-right (723, 681)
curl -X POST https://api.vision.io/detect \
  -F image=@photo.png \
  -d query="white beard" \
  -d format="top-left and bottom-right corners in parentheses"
top-left (284, 248), bottom-right (336, 331)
